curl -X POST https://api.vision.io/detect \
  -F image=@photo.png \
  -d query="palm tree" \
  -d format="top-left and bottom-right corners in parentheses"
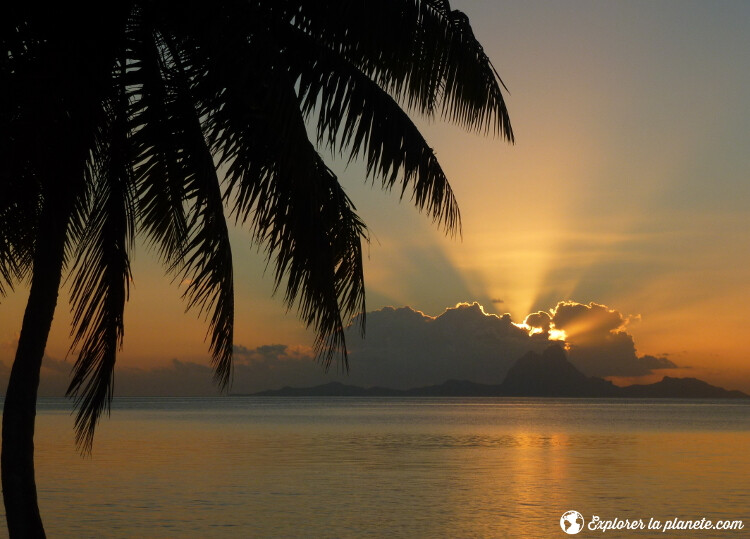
top-left (0, 1), bottom-right (513, 536)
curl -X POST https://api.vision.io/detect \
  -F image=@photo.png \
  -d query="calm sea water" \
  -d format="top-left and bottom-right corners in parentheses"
top-left (1, 397), bottom-right (748, 538)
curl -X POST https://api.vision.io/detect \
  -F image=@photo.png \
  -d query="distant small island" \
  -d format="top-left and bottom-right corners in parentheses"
top-left (244, 346), bottom-right (749, 399)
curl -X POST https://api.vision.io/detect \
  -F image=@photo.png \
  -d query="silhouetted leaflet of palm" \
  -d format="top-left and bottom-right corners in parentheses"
top-left (0, 1), bottom-right (513, 536)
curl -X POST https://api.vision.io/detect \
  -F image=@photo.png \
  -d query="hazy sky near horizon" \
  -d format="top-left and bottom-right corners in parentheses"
top-left (1, 0), bottom-right (749, 392)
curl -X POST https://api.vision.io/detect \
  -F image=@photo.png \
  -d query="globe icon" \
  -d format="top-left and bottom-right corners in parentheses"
top-left (560, 510), bottom-right (584, 534)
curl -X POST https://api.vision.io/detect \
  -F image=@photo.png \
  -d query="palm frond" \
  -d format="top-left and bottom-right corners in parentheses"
top-left (287, 0), bottom-right (513, 139)
top-left (128, 11), bottom-right (189, 265)
top-left (0, 64), bottom-right (42, 295)
top-left (182, 20), bottom-right (368, 368)
top-left (157, 34), bottom-right (235, 387)
top-left (283, 0), bottom-right (444, 115)
top-left (179, 163), bottom-right (235, 386)
top-left (288, 25), bottom-right (461, 235)
top-left (66, 64), bottom-right (135, 452)
top-left (0, 162), bottom-right (38, 296)
top-left (0, 203), bottom-right (34, 296)
top-left (439, 8), bottom-right (514, 139)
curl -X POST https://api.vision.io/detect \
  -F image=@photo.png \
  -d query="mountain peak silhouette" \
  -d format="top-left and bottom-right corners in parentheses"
top-left (247, 345), bottom-right (748, 398)
top-left (499, 345), bottom-right (619, 397)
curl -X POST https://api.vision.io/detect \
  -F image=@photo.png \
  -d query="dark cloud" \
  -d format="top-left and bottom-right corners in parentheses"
top-left (546, 302), bottom-right (676, 377)
top-left (523, 311), bottom-right (552, 333)
top-left (0, 347), bottom-right (328, 397)
top-left (340, 301), bottom-right (677, 384)
top-left (340, 303), bottom-right (551, 388)
top-left (31, 356), bottom-right (218, 397)
top-left (0, 301), bottom-right (679, 396)
top-left (639, 354), bottom-right (680, 370)
top-left (552, 302), bottom-right (627, 338)
top-left (233, 343), bottom-right (313, 365)
top-left (339, 302), bottom-right (677, 383)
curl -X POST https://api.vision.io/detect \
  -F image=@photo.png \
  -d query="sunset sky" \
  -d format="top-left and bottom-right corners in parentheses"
top-left (1, 0), bottom-right (749, 393)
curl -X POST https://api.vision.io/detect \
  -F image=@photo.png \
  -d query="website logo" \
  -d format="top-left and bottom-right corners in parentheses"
top-left (561, 510), bottom-right (585, 534)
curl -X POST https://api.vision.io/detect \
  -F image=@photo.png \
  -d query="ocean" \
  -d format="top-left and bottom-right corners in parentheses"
top-left (2, 397), bottom-right (748, 538)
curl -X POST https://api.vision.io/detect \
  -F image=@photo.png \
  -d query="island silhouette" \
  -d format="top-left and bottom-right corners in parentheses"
top-left (248, 346), bottom-right (749, 399)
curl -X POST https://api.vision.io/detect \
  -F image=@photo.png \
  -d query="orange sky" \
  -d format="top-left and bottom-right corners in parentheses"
top-left (1, 0), bottom-right (749, 392)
